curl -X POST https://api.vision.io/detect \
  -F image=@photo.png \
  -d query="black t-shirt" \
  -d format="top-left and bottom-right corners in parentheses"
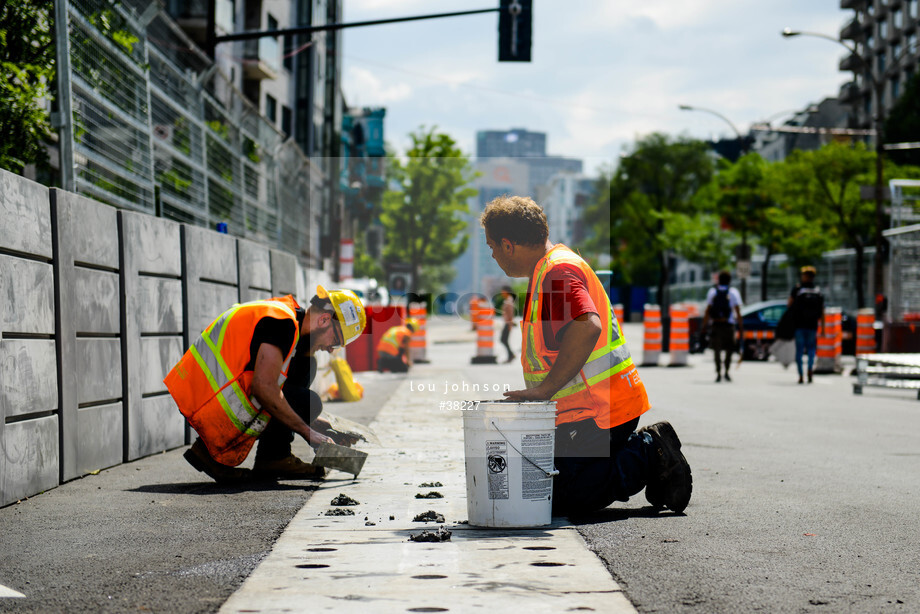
top-left (789, 283), bottom-right (824, 330)
top-left (245, 307), bottom-right (305, 372)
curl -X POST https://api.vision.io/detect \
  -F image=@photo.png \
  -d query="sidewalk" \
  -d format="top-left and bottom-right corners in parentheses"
top-left (220, 328), bottom-right (636, 613)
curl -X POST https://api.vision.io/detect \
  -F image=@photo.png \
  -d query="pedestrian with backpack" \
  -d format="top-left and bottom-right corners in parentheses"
top-left (701, 271), bottom-right (744, 382)
top-left (788, 266), bottom-right (825, 384)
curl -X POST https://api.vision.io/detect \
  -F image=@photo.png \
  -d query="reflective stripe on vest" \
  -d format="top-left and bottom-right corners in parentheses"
top-left (522, 245), bottom-right (649, 428)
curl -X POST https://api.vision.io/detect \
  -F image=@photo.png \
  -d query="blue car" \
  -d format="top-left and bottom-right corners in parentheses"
top-left (739, 300), bottom-right (855, 360)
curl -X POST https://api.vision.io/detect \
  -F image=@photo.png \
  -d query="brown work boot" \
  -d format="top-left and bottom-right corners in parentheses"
top-left (638, 421), bottom-right (692, 513)
top-left (184, 440), bottom-right (252, 484)
top-left (253, 454), bottom-right (326, 480)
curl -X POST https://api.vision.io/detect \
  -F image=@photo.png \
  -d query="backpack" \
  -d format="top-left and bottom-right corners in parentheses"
top-left (710, 287), bottom-right (732, 321)
top-left (794, 286), bottom-right (823, 325)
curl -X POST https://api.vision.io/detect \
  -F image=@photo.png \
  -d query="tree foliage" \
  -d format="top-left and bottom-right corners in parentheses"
top-left (380, 127), bottom-right (477, 294)
top-left (0, 0), bottom-right (55, 174)
top-left (598, 133), bottom-right (714, 306)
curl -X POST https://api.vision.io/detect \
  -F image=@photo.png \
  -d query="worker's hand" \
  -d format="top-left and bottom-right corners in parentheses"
top-left (306, 427), bottom-right (333, 447)
top-left (327, 429), bottom-right (361, 447)
top-left (503, 386), bottom-right (553, 402)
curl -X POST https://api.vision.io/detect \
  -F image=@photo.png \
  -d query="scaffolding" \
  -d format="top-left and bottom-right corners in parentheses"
top-left (54, 0), bottom-right (320, 262)
top-left (885, 179), bottom-right (920, 322)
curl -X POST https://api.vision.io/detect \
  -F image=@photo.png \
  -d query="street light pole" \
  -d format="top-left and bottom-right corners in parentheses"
top-left (679, 104), bottom-right (751, 302)
top-left (782, 28), bottom-right (904, 315)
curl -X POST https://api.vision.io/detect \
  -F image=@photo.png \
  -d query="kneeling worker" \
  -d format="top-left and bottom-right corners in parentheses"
top-left (164, 286), bottom-right (366, 483)
top-left (480, 196), bottom-right (692, 515)
top-left (376, 318), bottom-right (418, 373)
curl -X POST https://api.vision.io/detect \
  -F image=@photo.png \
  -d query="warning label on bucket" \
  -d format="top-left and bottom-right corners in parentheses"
top-left (486, 440), bottom-right (509, 500)
top-left (521, 433), bottom-right (553, 500)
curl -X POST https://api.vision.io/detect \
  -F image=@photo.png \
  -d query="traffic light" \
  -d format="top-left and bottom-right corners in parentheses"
top-left (498, 0), bottom-right (531, 62)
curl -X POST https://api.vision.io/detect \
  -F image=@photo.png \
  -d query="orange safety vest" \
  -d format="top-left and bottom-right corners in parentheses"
top-left (522, 245), bottom-right (650, 429)
top-left (377, 325), bottom-right (411, 357)
top-left (164, 296), bottom-right (301, 466)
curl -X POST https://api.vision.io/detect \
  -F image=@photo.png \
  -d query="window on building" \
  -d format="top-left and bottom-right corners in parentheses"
top-left (879, 19), bottom-right (888, 39)
top-left (281, 106), bottom-right (292, 137)
top-left (867, 33), bottom-right (874, 49)
top-left (910, 0), bottom-right (918, 19)
top-left (909, 32), bottom-right (918, 53)
top-left (893, 42), bottom-right (902, 60)
top-left (266, 94), bottom-right (277, 123)
top-left (878, 51), bottom-right (887, 72)
top-left (893, 8), bottom-right (903, 28)
top-left (892, 75), bottom-right (900, 99)
top-left (268, 14), bottom-right (278, 31)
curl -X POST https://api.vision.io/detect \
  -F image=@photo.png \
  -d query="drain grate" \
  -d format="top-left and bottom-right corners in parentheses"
top-left (306, 547), bottom-right (337, 552)
top-left (523, 546), bottom-right (556, 551)
top-left (296, 564), bottom-right (330, 569)
top-left (411, 574), bottom-right (448, 580)
top-left (530, 561), bottom-right (565, 567)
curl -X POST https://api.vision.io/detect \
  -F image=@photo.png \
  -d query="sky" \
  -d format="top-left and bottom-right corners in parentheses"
top-left (340, 0), bottom-right (851, 175)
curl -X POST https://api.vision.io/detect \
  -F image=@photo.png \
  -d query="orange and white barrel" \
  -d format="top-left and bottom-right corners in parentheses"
top-left (856, 308), bottom-right (876, 355)
top-left (642, 304), bottom-right (662, 366)
top-left (469, 297), bottom-right (481, 331)
top-left (613, 303), bottom-right (624, 325)
top-left (668, 304), bottom-right (689, 366)
top-left (409, 302), bottom-right (428, 362)
top-left (471, 305), bottom-right (497, 364)
top-left (815, 307), bottom-right (842, 373)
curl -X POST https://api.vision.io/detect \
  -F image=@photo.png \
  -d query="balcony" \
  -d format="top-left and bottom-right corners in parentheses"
top-left (243, 36), bottom-right (280, 81)
top-left (841, 16), bottom-right (864, 40)
top-left (839, 81), bottom-right (862, 102)
top-left (839, 52), bottom-right (863, 71)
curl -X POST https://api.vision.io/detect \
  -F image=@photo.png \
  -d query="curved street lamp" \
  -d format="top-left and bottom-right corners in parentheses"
top-left (782, 27), bottom-right (912, 313)
top-left (678, 104), bottom-right (745, 144)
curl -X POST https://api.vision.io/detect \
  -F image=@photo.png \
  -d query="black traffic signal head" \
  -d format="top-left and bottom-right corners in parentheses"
top-left (499, 0), bottom-right (532, 62)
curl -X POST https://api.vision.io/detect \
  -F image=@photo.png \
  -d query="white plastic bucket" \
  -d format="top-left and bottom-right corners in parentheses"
top-left (462, 400), bottom-right (557, 528)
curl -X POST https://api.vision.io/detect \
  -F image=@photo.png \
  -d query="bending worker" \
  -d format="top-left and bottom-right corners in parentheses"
top-left (376, 318), bottom-right (418, 373)
top-left (164, 287), bottom-right (366, 484)
top-left (480, 195), bottom-right (692, 515)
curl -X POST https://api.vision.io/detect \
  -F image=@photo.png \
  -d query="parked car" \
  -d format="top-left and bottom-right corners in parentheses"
top-left (738, 300), bottom-right (856, 360)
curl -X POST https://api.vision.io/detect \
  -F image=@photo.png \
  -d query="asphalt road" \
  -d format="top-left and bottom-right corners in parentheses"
top-left (574, 326), bottom-right (920, 614)
top-left (2, 318), bottom-right (919, 613)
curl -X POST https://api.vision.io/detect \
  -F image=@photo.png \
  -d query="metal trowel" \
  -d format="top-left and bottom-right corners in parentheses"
top-left (312, 442), bottom-right (368, 477)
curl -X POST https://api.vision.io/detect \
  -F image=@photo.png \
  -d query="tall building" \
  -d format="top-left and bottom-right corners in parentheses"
top-left (838, 0), bottom-right (920, 132)
top-left (535, 173), bottom-right (597, 247)
top-left (755, 98), bottom-right (851, 162)
top-left (477, 128), bottom-right (546, 158)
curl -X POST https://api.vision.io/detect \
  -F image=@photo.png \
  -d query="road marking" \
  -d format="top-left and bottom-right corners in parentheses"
top-left (0, 584), bottom-right (25, 598)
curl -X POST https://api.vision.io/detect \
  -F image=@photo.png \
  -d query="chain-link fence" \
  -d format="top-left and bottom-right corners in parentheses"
top-left (57, 0), bottom-right (320, 263)
top-left (886, 179), bottom-right (920, 321)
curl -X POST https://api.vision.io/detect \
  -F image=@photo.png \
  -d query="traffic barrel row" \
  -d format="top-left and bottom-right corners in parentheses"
top-left (409, 302), bottom-right (428, 363)
top-left (815, 307), bottom-right (843, 373)
top-left (856, 308), bottom-right (876, 355)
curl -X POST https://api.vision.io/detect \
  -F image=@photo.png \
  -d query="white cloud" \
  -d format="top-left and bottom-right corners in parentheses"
top-left (343, 67), bottom-right (412, 106)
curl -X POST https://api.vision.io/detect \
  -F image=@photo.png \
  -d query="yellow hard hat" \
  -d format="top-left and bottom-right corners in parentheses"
top-left (405, 317), bottom-right (420, 332)
top-left (316, 285), bottom-right (366, 345)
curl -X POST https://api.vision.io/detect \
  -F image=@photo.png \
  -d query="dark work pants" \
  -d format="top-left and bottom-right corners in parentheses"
top-left (500, 323), bottom-right (513, 360)
top-left (254, 385), bottom-right (323, 462)
top-left (552, 417), bottom-right (652, 515)
top-left (377, 352), bottom-right (409, 373)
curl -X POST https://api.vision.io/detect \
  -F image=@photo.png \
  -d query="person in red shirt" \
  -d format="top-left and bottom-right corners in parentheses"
top-left (480, 195), bottom-right (692, 515)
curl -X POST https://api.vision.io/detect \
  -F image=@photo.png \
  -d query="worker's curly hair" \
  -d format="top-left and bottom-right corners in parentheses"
top-left (479, 195), bottom-right (548, 246)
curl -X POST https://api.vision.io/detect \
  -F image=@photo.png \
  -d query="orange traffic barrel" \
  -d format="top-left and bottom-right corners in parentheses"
top-left (613, 303), bottom-right (624, 325)
top-left (471, 304), bottom-right (497, 364)
top-left (409, 302), bottom-right (428, 363)
top-left (642, 304), bottom-right (661, 366)
top-left (815, 307), bottom-right (842, 373)
top-left (668, 304), bottom-right (689, 367)
top-left (856, 308), bottom-right (876, 355)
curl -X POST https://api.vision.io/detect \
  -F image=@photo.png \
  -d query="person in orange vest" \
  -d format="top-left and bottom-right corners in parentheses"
top-left (480, 196), bottom-right (692, 515)
top-left (164, 286), bottom-right (366, 484)
top-left (376, 318), bottom-right (418, 373)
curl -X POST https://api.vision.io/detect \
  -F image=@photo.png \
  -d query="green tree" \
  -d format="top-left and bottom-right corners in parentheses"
top-left (769, 142), bottom-right (879, 308)
top-left (0, 0), bottom-right (55, 174)
top-left (380, 127), bottom-right (477, 294)
top-left (602, 133), bottom-right (714, 307)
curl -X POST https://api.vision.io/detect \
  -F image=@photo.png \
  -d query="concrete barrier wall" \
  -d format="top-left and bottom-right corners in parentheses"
top-left (0, 169), bottom-right (58, 504)
top-left (0, 169), bottom-right (318, 507)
